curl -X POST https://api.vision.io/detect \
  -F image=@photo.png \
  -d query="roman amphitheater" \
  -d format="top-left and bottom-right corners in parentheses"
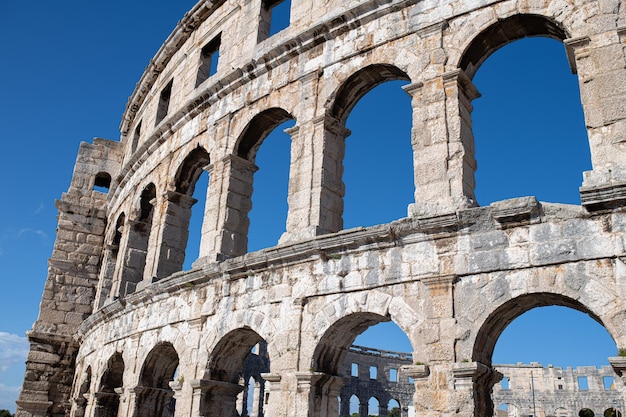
top-left (15, 0), bottom-right (626, 416)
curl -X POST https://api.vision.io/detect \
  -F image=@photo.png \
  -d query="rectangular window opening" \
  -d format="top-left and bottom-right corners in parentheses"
top-left (578, 376), bottom-right (589, 390)
top-left (351, 363), bottom-right (358, 377)
top-left (501, 377), bottom-right (510, 390)
top-left (258, 0), bottom-right (291, 42)
top-left (604, 376), bottom-right (615, 390)
top-left (195, 34), bottom-right (221, 88)
top-left (369, 366), bottom-right (377, 380)
top-left (155, 79), bottom-right (173, 126)
top-left (389, 368), bottom-right (398, 383)
top-left (131, 120), bottom-right (142, 153)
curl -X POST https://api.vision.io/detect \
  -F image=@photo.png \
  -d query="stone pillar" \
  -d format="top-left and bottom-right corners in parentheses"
top-left (259, 374), bottom-right (281, 417)
top-left (93, 243), bottom-right (119, 310)
top-left (111, 220), bottom-right (147, 297)
top-left (570, 28), bottom-right (626, 209)
top-left (142, 190), bottom-right (197, 282)
top-left (339, 392), bottom-right (351, 417)
top-left (280, 115), bottom-right (349, 244)
top-left (198, 155), bottom-right (257, 261)
top-left (451, 362), bottom-right (502, 417)
top-left (190, 379), bottom-right (244, 417)
top-left (131, 386), bottom-right (175, 417)
top-left (296, 372), bottom-right (345, 417)
top-left (404, 68), bottom-right (479, 218)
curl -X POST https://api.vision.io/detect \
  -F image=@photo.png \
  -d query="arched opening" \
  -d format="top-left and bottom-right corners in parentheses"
top-left (459, 14), bottom-right (590, 205)
top-left (133, 342), bottom-right (179, 417)
top-left (368, 397), bottom-right (380, 417)
top-left (94, 172), bottom-right (112, 193)
top-left (343, 80), bottom-right (413, 229)
top-left (247, 119), bottom-right (294, 252)
top-left (234, 108), bottom-right (295, 253)
top-left (95, 213), bottom-right (125, 309)
top-left (474, 294), bottom-right (619, 417)
top-left (312, 313), bottom-right (414, 417)
top-left (166, 146), bottom-right (211, 273)
top-left (387, 399), bottom-right (400, 417)
top-left (325, 64), bottom-right (413, 232)
top-left (94, 353), bottom-right (124, 417)
top-left (118, 184), bottom-right (156, 296)
top-left (199, 329), bottom-right (270, 417)
top-left (349, 395), bottom-right (360, 417)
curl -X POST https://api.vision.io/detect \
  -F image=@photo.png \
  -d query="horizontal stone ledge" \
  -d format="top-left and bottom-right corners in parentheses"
top-left (581, 182), bottom-right (626, 211)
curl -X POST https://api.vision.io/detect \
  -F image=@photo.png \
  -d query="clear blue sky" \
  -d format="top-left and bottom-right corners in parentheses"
top-left (0, 0), bottom-right (615, 413)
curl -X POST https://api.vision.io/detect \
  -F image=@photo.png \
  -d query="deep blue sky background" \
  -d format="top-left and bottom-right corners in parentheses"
top-left (0, 0), bottom-right (615, 412)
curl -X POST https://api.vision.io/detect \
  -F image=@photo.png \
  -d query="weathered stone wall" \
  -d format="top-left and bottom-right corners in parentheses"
top-left (15, 0), bottom-right (626, 416)
top-left (493, 363), bottom-right (625, 416)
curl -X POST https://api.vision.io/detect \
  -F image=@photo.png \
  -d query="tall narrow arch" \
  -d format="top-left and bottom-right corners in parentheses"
top-left (133, 342), bottom-right (179, 417)
top-left (94, 352), bottom-right (124, 417)
top-left (198, 328), bottom-right (269, 417)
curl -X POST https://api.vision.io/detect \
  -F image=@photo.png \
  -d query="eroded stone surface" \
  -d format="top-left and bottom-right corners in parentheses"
top-left (15, 0), bottom-right (626, 416)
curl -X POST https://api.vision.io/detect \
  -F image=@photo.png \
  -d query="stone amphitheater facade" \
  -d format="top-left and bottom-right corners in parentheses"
top-left (14, 0), bottom-right (626, 416)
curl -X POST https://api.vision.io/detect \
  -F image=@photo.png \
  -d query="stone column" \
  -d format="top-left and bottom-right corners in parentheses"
top-left (111, 220), bottom-right (147, 297)
top-left (279, 115), bottom-right (350, 244)
top-left (93, 243), bottom-right (119, 310)
top-left (190, 379), bottom-right (244, 417)
top-left (131, 386), bottom-right (175, 417)
top-left (142, 190), bottom-right (197, 283)
top-left (451, 362), bottom-right (502, 417)
top-left (404, 69), bottom-right (479, 218)
top-left (259, 374), bottom-right (281, 417)
top-left (569, 28), bottom-right (626, 209)
top-left (198, 155), bottom-right (257, 261)
top-left (295, 372), bottom-right (345, 417)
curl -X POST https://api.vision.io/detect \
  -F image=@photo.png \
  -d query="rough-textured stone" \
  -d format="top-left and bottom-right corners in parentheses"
top-left (15, 0), bottom-right (626, 417)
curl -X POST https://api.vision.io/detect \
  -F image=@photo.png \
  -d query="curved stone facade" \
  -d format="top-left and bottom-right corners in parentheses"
top-left (14, 0), bottom-right (626, 416)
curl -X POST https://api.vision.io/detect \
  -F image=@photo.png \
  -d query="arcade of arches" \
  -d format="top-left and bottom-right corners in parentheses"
top-left (15, 0), bottom-right (626, 416)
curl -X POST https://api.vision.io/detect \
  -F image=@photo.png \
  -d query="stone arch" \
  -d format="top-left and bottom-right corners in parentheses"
top-left (174, 146), bottom-right (210, 196)
top-left (327, 64), bottom-right (411, 125)
top-left (94, 352), bottom-right (124, 417)
top-left (198, 327), bottom-right (268, 417)
top-left (133, 342), bottom-right (179, 417)
top-left (114, 183), bottom-right (157, 297)
top-left (312, 312), bottom-right (390, 375)
top-left (94, 172), bottom-right (112, 192)
top-left (472, 293), bottom-right (614, 366)
top-left (465, 291), bottom-right (619, 417)
top-left (146, 146), bottom-right (211, 277)
top-left (94, 213), bottom-right (125, 308)
top-left (304, 291), bottom-right (424, 372)
top-left (457, 14), bottom-right (569, 79)
top-left (235, 107), bottom-right (294, 161)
